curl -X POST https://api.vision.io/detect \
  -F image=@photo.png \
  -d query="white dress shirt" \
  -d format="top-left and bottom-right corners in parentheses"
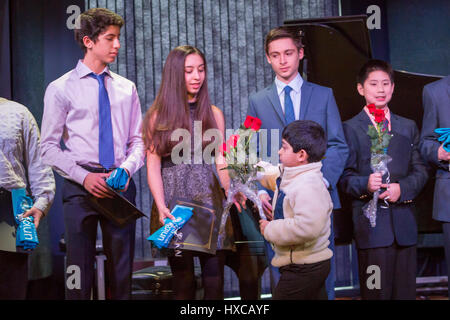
top-left (274, 72), bottom-right (303, 121)
top-left (0, 98), bottom-right (55, 214)
top-left (258, 72), bottom-right (330, 199)
top-left (40, 60), bottom-right (145, 185)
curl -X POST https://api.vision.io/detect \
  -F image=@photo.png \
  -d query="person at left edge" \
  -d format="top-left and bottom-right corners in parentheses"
top-left (40, 8), bottom-right (145, 300)
top-left (0, 98), bottom-right (56, 299)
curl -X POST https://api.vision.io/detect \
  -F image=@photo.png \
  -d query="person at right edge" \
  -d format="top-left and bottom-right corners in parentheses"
top-left (339, 59), bottom-right (428, 299)
top-left (419, 75), bottom-right (450, 299)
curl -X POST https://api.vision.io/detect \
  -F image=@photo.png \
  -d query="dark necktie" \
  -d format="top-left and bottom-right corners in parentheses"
top-left (382, 118), bottom-right (390, 132)
top-left (273, 177), bottom-right (285, 220)
top-left (284, 85), bottom-right (295, 124)
top-left (90, 73), bottom-right (115, 170)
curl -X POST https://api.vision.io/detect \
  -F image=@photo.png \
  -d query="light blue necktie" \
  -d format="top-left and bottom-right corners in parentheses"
top-left (90, 73), bottom-right (115, 169)
top-left (284, 85), bottom-right (295, 124)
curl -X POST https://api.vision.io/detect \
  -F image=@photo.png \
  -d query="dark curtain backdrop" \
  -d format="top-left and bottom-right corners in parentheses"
top-left (85, 0), bottom-right (339, 260)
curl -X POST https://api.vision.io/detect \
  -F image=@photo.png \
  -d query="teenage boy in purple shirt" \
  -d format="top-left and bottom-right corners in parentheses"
top-left (40, 8), bottom-right (144, 299)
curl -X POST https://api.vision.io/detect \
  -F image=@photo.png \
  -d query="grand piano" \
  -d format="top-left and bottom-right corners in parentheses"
top-left (228, 15), bottom-right (445, 299)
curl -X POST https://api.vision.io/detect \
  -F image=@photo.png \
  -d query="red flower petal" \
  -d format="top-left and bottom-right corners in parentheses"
top-left (374, 109), bottom-right (385, 123)
top-left (243, 115), bottom-right (255, 129)
top-left (220, 142), bottom-right (229, 157)
top-left (250, 117), bottom-right (262, 131)
top-left (367, 103), bottom-right (376, 114)
top-left (228, 134), bottom-right (240, 148)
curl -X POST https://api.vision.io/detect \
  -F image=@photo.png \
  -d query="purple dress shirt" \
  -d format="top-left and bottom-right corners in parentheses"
top-left (40, 60), bottom-right (145, 185)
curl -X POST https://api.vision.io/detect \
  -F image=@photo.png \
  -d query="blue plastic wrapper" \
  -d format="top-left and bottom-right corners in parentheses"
top-left (105, 168), bottom-right (129, 190)
top-left (435, 128), bottom-right (450, 152)
top-left (11, 188), bottom-right (39, 251)
top-left (147, 205), bottom-right (194, 249)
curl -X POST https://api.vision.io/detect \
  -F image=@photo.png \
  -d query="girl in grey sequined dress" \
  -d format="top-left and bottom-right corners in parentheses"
top-left (143, 46), bottom-right (236, 300)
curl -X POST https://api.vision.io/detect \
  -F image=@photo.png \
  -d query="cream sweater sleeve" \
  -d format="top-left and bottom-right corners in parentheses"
top-left (257, 163), bottom-right (280, 191)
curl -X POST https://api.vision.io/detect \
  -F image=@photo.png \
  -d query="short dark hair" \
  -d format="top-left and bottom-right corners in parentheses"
top-left (357, 59), bottom-right (394, 84)
top-left (282, 120), bottom-right (326, 163)
top-left (74, 8), bottom-right (124, 53)
top-left (264, 26), bottom-right (304, 55)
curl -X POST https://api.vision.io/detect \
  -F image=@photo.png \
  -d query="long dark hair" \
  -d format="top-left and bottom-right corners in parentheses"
top-left (143, 45), bottom-right (218, 156)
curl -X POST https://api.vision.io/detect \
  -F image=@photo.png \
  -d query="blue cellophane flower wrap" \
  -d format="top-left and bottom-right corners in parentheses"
top-left (147, 205), bottom-right (194, 249)
top-left (435, 128), bottom-right (450, 152)
top-left (11, 188), bottom-right (39, 251)
top-left (105, 168), bottom-right (129, 190)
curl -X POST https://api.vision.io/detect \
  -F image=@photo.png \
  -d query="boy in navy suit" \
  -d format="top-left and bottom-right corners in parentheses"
top-left (339, 60), bottom-right (428, 299)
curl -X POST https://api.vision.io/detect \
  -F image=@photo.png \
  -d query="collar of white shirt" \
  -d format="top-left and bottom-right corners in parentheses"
top-left (75, 60), bottom-right (112, 79)
top-left (274, 72), bottom-right (303, 97)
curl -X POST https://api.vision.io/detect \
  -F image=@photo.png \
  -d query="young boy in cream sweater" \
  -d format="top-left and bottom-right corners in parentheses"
top-left (258, 120), bottom-right (333, 300)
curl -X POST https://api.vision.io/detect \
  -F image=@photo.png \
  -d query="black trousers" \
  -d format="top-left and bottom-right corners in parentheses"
top-left (168, 250), bottom-right (226, 300)
top-left (357, 242), bottom-right (416, 300)
top-left (442, 222), bottom-right (450, 299)
top-left (62, 178), bottom-right (136, 300)
top-left (273, 259), bottom-right (331, 300)
top-left (0, 189), bottom-right (29, 299)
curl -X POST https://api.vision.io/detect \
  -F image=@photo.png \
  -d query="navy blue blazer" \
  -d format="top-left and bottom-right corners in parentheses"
top-left (339, 110), bottom-right (428, 249)
top-left (419, 76), bottom-right (450, 222)
top-left (247, 80), bottom-right (349, 209)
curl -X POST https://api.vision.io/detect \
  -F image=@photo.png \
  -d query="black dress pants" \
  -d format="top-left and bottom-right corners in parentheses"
top-left (0, 189), bottom-right (28, 299)
top-left (357, 242), bottom-right (416, 300)
top-left (442, 222), bottom-right (450, 299)
top-left (272, 259), bottom-right (331, 300)
top-left (0, 250), bottom-right (28, 299)
top-left (62, 178), bottom-right (136, 300)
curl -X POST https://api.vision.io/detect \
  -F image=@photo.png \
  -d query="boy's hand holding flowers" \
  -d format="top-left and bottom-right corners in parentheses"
top-left (367, 172), bottom-right (382, 193)
top-left (221, 115), bottom-right (266, 221)
top-left (380, 182), bottom-right (401, 203)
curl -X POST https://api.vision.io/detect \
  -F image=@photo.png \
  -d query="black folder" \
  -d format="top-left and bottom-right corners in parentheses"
top-left (87, 185), bottom-right (147, 228)
top-left (166, 198), bottom-right (221, 255)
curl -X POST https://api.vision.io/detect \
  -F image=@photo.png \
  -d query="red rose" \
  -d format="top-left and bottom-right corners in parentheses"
top-left (243, 116), bottom-right (255, 129)
top-left (243, 116), bottom-right (262, 131)
top-left (220, 142), bottom-right (229, 157)
top-left (250, 117), bottom-right (262, 131)
top-left (374, 109), bottom-right (385, 123)
top-left (367, 104), bottom-right (376, 114)
top-left (228, 134), bottom-right (240, 148)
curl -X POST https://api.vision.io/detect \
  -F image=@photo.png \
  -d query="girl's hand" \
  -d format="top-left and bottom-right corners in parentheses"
top-left (158, 206), bottom-right (175, 225)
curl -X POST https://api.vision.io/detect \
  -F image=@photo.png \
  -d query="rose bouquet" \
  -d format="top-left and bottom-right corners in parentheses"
top-left (219, 115), bottom-right (267, 224)
top-left (363, 104), bottom-right (393, 227)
